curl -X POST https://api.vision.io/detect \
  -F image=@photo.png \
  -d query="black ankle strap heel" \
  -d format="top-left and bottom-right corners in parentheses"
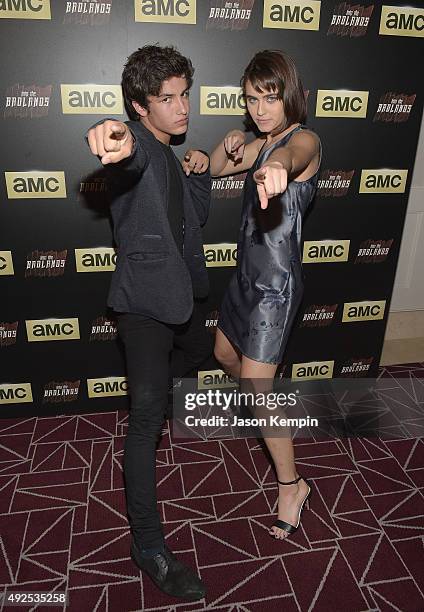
top-left (270, 475), bottom-right (312, 538)
top-left (277, 475), bottom-right (303, 486)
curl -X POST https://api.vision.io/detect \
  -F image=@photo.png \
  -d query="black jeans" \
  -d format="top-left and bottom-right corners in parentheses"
top-left (117, 304), bottom-right (213, 550)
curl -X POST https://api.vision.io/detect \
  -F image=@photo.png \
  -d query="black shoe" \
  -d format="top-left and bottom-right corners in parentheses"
top-left (270, 475), bottom-right (312, 538)
top-left (131, 541), bottom-right (206, 601)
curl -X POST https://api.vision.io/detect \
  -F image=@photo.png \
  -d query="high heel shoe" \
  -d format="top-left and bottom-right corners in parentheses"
top-left (270, 475), bottom-right (312, 538)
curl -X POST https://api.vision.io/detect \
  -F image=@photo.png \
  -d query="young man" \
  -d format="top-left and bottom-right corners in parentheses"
top-left (86, 45), bottom-right (212, 601)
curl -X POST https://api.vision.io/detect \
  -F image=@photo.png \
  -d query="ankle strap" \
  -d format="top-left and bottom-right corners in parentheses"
top-left (277, 475), bottom-right (302, 485)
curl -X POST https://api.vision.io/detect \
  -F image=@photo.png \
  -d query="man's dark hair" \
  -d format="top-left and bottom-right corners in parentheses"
top-left (122, 44), bottom-right (194, 120)
top-left (241, 50), bottom-right (307, 129)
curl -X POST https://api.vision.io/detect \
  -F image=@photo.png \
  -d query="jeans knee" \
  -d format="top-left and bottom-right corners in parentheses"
top-left (129, 388), bottom-right (167, 430)
top-left (127, 413), bottom-right (164, 439)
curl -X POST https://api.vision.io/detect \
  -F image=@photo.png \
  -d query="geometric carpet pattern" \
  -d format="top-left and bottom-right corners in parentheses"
top-left (1, 363), bottom-right (423, 611)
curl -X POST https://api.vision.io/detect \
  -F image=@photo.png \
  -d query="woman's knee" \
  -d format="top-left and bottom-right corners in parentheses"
top-left (214, 344), bottom-right (237, 368)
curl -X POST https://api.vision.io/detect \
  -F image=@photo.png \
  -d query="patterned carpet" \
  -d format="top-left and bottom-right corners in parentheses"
top-left (1, 363), bottom-right (423, 611)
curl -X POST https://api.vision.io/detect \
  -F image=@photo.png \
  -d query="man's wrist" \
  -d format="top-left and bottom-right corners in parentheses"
top-left (129, 135), bottom-right (135, 154)
top-left (196, 149), bottom-right (210, 159)
top-left (123, 128), bottom-right (136, 156)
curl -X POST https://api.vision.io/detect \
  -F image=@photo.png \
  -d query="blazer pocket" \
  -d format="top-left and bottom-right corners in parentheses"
top-left (127, 234), bottom-right (169, 262)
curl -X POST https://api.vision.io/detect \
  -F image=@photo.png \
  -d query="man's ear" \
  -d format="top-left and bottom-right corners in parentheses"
top-left (132, 101), bottom-right (148, 117)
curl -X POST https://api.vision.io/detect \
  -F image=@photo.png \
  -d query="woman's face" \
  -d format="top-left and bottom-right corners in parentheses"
top-left (245, 79), bottom-right (286, 135)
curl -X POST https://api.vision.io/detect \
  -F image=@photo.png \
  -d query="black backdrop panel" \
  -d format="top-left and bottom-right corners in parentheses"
top-left (1, 1), bottom-right (423, 416)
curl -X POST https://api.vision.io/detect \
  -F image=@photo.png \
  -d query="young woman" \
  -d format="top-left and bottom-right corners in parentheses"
top-left (210, 50), bottom-right (321, 540)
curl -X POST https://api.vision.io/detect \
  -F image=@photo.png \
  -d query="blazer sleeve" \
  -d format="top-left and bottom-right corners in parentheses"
top-left (187, 169), bottom-right (212, 227)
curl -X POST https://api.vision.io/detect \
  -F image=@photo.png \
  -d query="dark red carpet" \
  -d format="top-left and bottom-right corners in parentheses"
top-left (1, 363), bottom-right (423, 611)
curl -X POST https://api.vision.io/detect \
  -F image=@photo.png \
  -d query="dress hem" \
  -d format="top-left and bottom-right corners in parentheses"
top-left (217, 324), bottom-right (281, 366)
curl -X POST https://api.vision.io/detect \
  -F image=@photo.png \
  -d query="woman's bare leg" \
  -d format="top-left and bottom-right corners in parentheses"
top-left (239, 355), bottom-right (310, 540)
top-left (214, 328), bottom-right (242, 380)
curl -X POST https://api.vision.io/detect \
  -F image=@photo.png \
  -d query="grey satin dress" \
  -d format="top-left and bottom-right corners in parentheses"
top-left (217, 125), bottom-right (320, 364)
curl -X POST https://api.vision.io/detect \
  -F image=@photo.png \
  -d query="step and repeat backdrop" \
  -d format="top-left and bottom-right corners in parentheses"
top-left (1, 0), bottom-right (423, 416)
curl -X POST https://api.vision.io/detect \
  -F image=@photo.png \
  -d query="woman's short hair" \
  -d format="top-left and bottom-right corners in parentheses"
top-left (241, 50), bottom-right (307, 127)
top-left (122, 44), bottom-right (194, 120)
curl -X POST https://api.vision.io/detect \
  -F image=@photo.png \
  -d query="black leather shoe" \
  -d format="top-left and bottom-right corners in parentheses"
top-left (131, 541), bottom-right (206, 601)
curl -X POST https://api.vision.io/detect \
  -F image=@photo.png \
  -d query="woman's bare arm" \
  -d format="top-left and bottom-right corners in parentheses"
top-left (210, 129), bottom-right (263, 177)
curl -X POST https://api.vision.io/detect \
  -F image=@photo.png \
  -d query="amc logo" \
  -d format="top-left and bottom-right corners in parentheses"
top-left (200, 87), bottom-right (246, 115)
top-left (316, 90), bottom-right (369, 118)
top-left (342, 301), bottom-right (386, 322)
top-left (303, 240), bottom-right (350, 263)
top-left (26, 318), bottom-right (80, 342)
top-left (198, 369), bottom-right (238, 390)
top-left (5, 171), bottom-right (66, 199)
top-left (203, 243), bottom-right (237, 267)
top-left (75, 248), bottom-right (117, 272)
top-left (0, 251), bottom-right (14, 276)
top-left (380, 6), bottom-right (424, 37)
top-left (135, 0), bottom-right (196, 23)
top-left (0, 0), bottom-right (51, 19)
top-left (0, 383), bottom-right (33, 404)
top-left (292, 360), bottom-right (334, 381)
top-left (263, 0), bottom-right (321, 30)
top-left (61, 85), bottom-right (123, 114)
top-left (87, 377), bottom-right (129, 398)
top-left (359, 169), bottom-right (408, 194)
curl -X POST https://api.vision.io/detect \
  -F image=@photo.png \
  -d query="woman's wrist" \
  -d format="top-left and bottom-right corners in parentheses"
top-left (227, 129), bottom-right (244, 139)
top-left (266, 160), bottom-right (286, 171)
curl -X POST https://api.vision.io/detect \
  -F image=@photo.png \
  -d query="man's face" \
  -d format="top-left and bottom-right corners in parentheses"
top-left (245, 79), bottom-right (285, 135)
top-left (136, 76), bottom-right (190, 143)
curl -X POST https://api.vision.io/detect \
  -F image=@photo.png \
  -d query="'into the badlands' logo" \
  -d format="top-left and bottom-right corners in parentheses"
top-left (4, 84), bottom-right (51, 119)
top-left (206, 0), bottom-right (254, 30)
top-left (373, 92), bottom-right (416, 122)
top-left (63, 0), bottom-right (112, 25)
top-left (317, 170), bottom-right (354, 197)
top-left (327, 3), bottom-right (374, 37)
top-left (25, 250), bottom-right (67, 277)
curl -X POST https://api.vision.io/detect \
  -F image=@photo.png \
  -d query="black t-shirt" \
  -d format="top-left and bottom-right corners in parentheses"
top-left (160, 143), bottom-right (184, 256)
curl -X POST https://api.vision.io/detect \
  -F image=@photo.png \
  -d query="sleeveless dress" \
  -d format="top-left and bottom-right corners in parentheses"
top-left (217, 125), bottom-right (320, 364)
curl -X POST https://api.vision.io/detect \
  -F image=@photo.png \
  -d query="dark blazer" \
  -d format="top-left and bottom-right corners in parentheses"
top-left (96, 120), bottom-right (211, 324)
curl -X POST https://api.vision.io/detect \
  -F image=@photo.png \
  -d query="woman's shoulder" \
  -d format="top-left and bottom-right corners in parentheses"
top-left (289, 126), bottom-right (320, 147)
top-left (280, 126), bottom-right (320, 160)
